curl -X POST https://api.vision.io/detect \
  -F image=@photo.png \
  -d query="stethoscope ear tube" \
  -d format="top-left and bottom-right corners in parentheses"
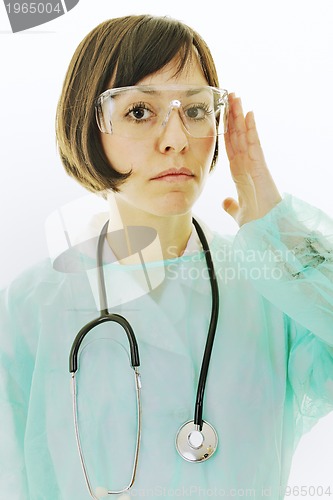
top-left (69, 220), bottom-right (141, 375)
top-left (69, 313), bottom-right (140, 374)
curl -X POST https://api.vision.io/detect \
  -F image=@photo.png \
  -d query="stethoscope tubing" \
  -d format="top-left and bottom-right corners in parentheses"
top-left (191, 219), bottom-right (219, 429)
top-left (69, 220), bottom-right (140, 374)
top-left (69, 217), bottom-right (220, 491)
top-left (69, 313), bottom-right (140, 373)
top-left (69, 219), bottom-right (143, 496)
top-left (69, 218), bottom-right (219, 424)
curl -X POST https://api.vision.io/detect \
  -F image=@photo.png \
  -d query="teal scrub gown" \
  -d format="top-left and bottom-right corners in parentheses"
top-left (1, 194), bottom-right (333, 499)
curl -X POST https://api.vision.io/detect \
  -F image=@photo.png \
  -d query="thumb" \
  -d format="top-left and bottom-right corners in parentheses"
top-left (222, 197), bottom-right (240, 221)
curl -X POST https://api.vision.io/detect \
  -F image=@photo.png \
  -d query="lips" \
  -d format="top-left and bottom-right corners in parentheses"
top-left (151, 168), bottom-right (195, 180)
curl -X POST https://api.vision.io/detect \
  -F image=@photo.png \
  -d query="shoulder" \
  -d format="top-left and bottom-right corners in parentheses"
top-left (1, 258), bottom-right (67, 307)
top-left (0, 258), bottom-right (82, 338)
top-left (0, 259), bottom-right (66, 361)
top-left (0, 258), bottom-right (92, 355)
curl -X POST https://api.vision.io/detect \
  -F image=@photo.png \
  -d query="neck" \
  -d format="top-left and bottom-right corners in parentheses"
top-left (106, 193), bottom-right (193, 262)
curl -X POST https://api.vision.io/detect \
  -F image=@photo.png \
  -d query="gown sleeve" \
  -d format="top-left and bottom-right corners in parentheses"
top-left (233, 194), bottom-right (333, 437)
top-left (0, 261), bottom-right (53, 499)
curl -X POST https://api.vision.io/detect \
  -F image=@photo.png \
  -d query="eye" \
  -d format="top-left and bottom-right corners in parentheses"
top-left (126, 102), bottom-right (154, 122)
top-left (184, 103), bottom-right (212, 120)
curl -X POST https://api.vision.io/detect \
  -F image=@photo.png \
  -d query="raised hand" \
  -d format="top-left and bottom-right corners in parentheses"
top-left (222, 93), bottom-right (282, 227)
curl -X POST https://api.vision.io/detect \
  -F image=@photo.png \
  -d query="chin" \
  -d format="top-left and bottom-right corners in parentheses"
top-left (152, 202), bottom-right (195, 218)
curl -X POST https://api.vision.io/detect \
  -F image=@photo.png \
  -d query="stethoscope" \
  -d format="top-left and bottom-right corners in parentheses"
top-left (69, 217), bottom-right (219, 499)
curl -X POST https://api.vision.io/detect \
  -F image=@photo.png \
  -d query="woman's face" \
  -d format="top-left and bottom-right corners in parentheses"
top-left (100, 56), bottom-right (217, 218)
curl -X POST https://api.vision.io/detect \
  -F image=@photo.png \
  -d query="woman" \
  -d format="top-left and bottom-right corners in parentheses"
top-left (1, 14), bottom-right (333, 500)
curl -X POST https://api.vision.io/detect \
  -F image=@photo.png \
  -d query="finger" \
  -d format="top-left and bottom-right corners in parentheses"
top-left (245, 111), bottom-right (266, 164)
top-left (224, 93), bottom-right (236, 161)
top-left (222, 197), bottom-right (240, 222)
top-left (224, 124), bottom-right (235, 161)
top-left (228, 96), bottom-right (248, 155)
top-left (224, 95), bottom-right (248, 166)
top-left (244, 111), bottom-right (282, 211)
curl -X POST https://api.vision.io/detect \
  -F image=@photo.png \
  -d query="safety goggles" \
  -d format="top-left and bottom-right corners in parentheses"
top-left (95, 84), bottom-right (229, 139)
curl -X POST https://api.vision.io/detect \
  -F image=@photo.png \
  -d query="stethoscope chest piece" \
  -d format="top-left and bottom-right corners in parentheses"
top-left (176, 420), bottom-right (218, 463)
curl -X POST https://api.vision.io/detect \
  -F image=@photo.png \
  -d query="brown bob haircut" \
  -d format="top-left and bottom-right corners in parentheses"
top-left (56, 14), bottom-right (220, 194)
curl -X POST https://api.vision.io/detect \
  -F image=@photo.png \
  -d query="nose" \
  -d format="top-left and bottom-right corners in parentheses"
top-left (158, 101), bottom-right (189, 154)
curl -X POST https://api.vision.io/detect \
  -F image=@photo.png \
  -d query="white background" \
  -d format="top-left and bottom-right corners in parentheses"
top-left (0, 0), bottom-right (332, 496)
